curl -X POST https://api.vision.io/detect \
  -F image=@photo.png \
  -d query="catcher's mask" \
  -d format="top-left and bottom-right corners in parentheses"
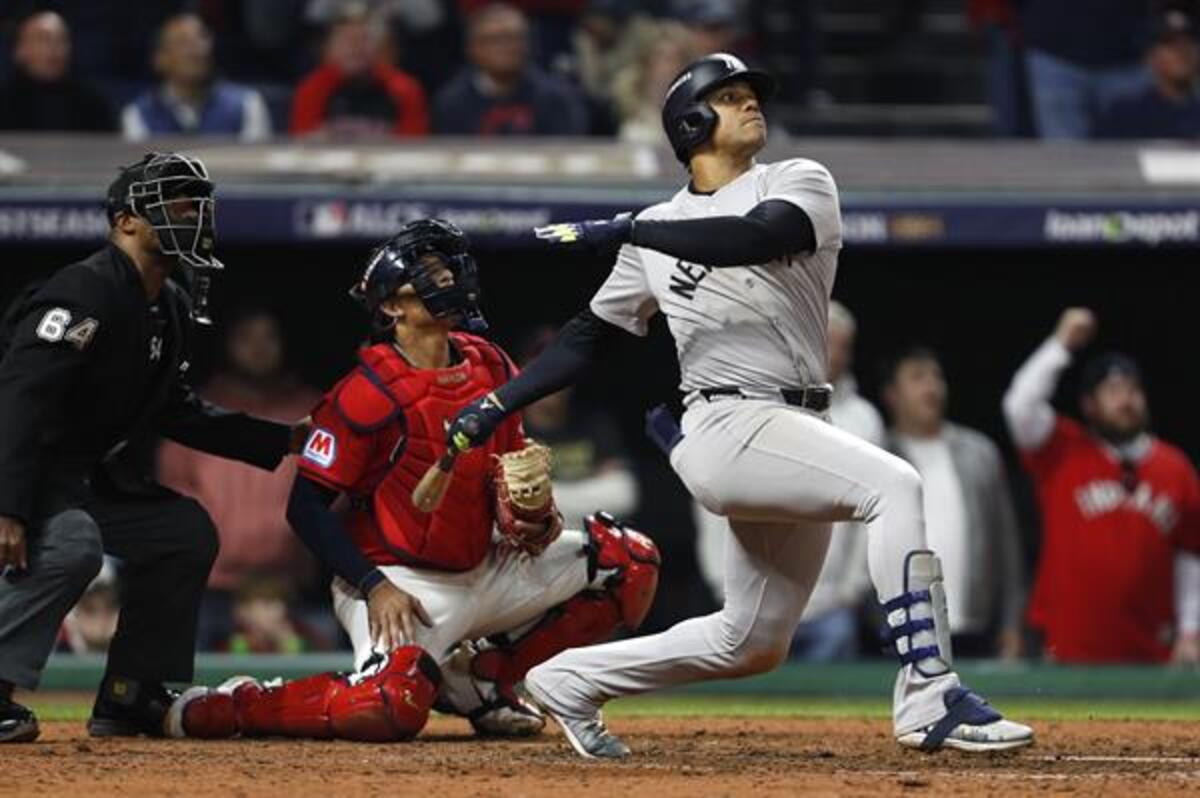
top-left (107, 152), bottom-right (222, 324)
top-left (351, 219), bottom-right (487, 338)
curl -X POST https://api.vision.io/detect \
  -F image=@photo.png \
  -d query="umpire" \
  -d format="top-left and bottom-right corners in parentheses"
top-left (0, 152), bottom-right (302, 743)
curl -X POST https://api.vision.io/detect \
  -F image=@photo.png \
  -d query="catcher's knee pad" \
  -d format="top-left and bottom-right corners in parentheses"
top-left (586, 511), bottom-right (660, 630)
top-left (467, 592), bottom-right (625, 693)
top-left (457, 513), bottom-right (661, 694)
top-left (237, 646), bottom-right (441, 742)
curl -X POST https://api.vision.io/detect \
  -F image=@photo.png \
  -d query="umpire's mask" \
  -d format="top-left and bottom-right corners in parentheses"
top-left (107, 152), bottom-right (222, 323)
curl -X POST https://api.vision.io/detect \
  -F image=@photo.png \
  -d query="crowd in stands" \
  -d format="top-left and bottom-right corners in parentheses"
top-left (3, 1), bottom-right (1200, 140)
top-left (0, 0), bottom-right (757, 140)
top-left (972, 0), bottom-right (1200, 138)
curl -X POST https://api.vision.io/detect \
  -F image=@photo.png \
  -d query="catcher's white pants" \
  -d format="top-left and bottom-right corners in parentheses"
top-left (530, 398), bottom-right (957, 735)
top-left (332, 529), bottom-right (591, 671)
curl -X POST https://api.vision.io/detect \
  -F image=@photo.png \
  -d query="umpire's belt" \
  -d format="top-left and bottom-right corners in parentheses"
top-left (685, 384), bottom-right (833, 413)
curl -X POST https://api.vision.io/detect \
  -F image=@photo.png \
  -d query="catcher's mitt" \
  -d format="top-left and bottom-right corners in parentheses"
top-left (493, 440), bottom-right (563, 556)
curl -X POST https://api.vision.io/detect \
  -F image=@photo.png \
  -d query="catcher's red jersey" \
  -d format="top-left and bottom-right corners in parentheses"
top-left (1022, 417), bottom-right (1200, 662)
top-left (298, 333), bottom-right (523, 571)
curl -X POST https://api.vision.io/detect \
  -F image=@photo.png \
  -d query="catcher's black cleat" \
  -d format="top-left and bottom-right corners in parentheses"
top-left (87, 678), bottom-right (178, 738)
top-left (0, 697), bottom-right (39, 743)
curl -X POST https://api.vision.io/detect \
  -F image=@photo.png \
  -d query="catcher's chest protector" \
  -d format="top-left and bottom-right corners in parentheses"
top-left (344, 335), bottom-right (514, 571)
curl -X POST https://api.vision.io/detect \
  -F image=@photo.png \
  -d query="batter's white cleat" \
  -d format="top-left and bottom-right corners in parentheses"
top-left (896, 686), bottom-right (1034, 753)
top-left (524, 670), bottom-right (630, 760)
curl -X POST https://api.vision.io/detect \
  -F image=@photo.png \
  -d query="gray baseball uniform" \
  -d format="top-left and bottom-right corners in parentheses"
top-left (530, 158), bottom-right (960, 736)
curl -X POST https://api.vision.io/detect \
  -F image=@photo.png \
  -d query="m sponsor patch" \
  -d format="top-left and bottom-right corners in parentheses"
top-left (303, 428), bottom-right (337, 468)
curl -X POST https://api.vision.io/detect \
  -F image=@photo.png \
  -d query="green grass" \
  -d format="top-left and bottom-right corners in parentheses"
top-left (30, 695), bottom-right (1200, 725)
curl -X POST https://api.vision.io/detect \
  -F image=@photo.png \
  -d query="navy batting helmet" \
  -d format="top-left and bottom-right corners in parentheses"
top-left (661, 53), bottom-right (776, 164)
top-left (351, 219), bottom-right (487, 337)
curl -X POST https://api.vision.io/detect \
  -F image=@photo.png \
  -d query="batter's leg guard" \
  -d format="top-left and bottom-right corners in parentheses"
top-left (881, 550), bottom-right (953, 678)
top-left (439, 513), bottom-right (660, 736)
top-left (884, 551), bottom-right (1034, 752)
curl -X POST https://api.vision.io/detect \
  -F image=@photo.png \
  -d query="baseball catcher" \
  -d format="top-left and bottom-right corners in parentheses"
top-left (165, 219), bottom-right (660, 742)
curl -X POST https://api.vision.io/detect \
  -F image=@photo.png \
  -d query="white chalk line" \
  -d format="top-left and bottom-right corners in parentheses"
top-left (1030, 755), bottom-right (1200, 764)
top-left (848, 768), bottom-right (1200, 782)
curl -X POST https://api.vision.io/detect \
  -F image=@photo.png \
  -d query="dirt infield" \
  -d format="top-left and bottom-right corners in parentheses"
top-left (8, 714), bottom-right (1200, 797)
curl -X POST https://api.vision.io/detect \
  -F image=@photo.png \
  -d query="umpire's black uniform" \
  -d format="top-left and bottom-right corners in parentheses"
top-left (0, 243), bottom-right (291, 716)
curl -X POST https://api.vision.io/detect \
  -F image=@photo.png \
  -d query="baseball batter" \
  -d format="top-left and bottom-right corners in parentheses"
top-left (447, 54), bottom-right (1033, 757)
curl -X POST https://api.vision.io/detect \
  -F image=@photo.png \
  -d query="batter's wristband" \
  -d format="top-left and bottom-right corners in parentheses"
top-left (358, 568), bottom-right (386, 596)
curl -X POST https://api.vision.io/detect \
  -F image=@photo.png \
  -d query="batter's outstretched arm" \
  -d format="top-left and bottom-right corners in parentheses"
top-left (447, 309), bottom-right (622, 450)
top-left (631, 200), bottom-right (816, 266)
top-left (287, 475), bottom-right (386, 595)
top-left (536, 200), bottom-right (816, 266)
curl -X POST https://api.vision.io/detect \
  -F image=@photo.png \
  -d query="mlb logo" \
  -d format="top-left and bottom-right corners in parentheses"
top-left (303, 428), bottom-right (337, 467)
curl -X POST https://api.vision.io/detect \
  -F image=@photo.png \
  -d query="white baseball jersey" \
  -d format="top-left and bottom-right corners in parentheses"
top-left (590, 158), bottom-right (842, 392)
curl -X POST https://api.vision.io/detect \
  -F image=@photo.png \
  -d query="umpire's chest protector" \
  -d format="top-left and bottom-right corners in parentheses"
top-left (338, 334), bottom-right (513, 571)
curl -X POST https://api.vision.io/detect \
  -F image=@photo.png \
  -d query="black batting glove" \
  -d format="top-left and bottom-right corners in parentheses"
top-left (447, 392), bottom-right (508, 452)
top-left (534, 214), bottom-right (634, 253)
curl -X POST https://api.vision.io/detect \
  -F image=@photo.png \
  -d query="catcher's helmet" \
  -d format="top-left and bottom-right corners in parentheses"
top-left (661, 53), bottom-right (776, 164)
top-left (107, 152), bottom-right (222, 323)
top-left (351, 219), bottom-right (487, 336)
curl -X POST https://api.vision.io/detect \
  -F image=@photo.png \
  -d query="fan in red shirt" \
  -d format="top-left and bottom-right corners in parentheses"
top-left (1003, 308), bottom-right (1200, 663)
top-left (165, 219), bottom-right (659, 743)
top-left (290, 8), bottom-right (429, 138)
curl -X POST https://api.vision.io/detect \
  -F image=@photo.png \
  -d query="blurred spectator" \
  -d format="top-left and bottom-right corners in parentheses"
top-left (58, 559), bottom-right (121, 654)
top-left (611, 20), bottom-right (695, 143)
top-left (968, 0), bottom-right (1035, 137)
top-left (122, 13), bottom-right (271, 141)
top-left (882, 346), bottom-right (1025, 659)
top-left (303, 0), bottom-right (465, 95)
top-left (290, 5), bottom-right (429, 138)
top-left (789, 302), bottom-right (883, 661)
top-left (1095, 6), bottom-right (1200, 139)
top-left (1003, 308), bottom-right (1200, 663)
top-left (433, 3), bottom-right (588, 136)
top-left (457, 0), bottom-right (589, 69)
top-left (672, 0), bottom-right (743, 59)
top-left (1021, 0), bottom-right (1152, 138)
top-left (0, 10), bottom-right (115, 132)
top-left (518, 327), bottom-right (638, 526)
top-left (223, 575), bottom-right (310, 654)
top-left (560, 0), bottom-right (658, 134)
top-left (158, 309), bottom-right (320, 649)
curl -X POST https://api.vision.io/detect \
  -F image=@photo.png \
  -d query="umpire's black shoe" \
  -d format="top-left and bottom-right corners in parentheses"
top-left (0, 698), bottom-right (40, 743)
top-left (87, 677), bottom-right (178, 738)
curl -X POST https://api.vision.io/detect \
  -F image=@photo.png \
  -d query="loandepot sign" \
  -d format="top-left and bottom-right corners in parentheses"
top-left (1044, 209), bottom-right (1200, 246)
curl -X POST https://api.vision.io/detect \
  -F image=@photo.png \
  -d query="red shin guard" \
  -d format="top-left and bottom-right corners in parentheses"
top-left (236, 647), bottom-right (441, 742)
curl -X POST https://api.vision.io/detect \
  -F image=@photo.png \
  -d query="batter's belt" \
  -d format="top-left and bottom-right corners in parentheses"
top-left (684, 384), bottom-right (833, 413)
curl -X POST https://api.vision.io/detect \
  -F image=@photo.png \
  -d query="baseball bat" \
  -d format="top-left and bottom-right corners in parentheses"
top-left (413, 448), bottom-right (459, 513)
top-left (412, 416), bottom-right (480, 512)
